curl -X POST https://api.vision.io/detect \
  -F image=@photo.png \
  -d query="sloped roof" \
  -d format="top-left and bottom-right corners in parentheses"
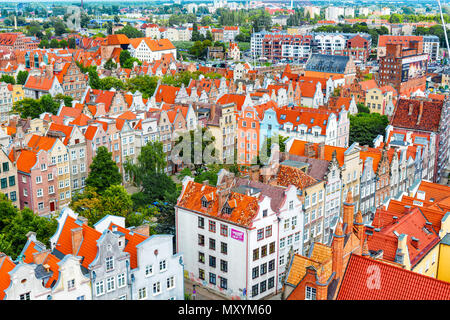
top-left (337, 254), bottom-right (450, 300)
top-left (0, 254), bottom-right (16, 300)
top-left (391, 98), bottom-right (443, 132)
top-left (305, 54), bottom-right (350, 74)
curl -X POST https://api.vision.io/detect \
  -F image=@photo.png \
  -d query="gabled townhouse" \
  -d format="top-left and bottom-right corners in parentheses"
top-left (283, 191), bottom-right (365, 300)
top-left (389, 97), bottom-right (450, 183)
top-left (96, 217), bottom-right (184, 300)
top-left (47, 123), bottom-right (88, 196)
top-left (0, 148), bottom-right (19, 208)
top-left (237, 104), bottom-right (261, 165)
top-left (54, 61), bottom-right (87, 101)
top-left (83, 122), bottom-right (110, 171)
top-left (176, 169), bottom-right (303, 300)
top-left (287, 140), bottom-right (363, 214)
top-left (0, 82), bottom-right (13, 122)
top-left (23, 66), bottom-right (64, 99)
top-left (27, 135), bottom-right (71, 209)
top-left (19, 232), bottom-right (91, 300)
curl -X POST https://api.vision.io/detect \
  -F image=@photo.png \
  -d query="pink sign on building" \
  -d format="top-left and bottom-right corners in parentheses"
top-left (231, 229), bottom-right (244, 242)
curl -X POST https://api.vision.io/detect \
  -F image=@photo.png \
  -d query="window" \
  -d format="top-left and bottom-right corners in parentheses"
top-left (138, 287), bottom-right (147, 300)
top-left (117, 273), bottom-right (126, 288)
top-left (305, 286), bottom-right (316, 300)
top-left (199, 252), bottom-right (205, 263)
top-left (260, 280), bottom-right (267, 293)
top-left (257, 228), bottom-right (264, 241)
top-left (269, 259), bottom-right (275, 272)
top-left (68, 279), bottom-right (75, 290)
top-left (209, 273), bottom-right (216, 285)
top-left (289, 200), bottom-right (294, 210)
top-left (269, 242), bottom-right (275, 254)
top-left (145, 265), bottom-right (153, 277)
top-left (252, 284), bottom-right (259, 297)
top-left (159, 260), bottom-right (167, 272)
top-left (252, 266), bottom-right (259, 279)
top-left (268, 277), bottom-right (275, 289)
top-left (260, 263), bottom-right (267, 275)
top-left (209, 238), bottom-right (216, 250)
top-left (37, 188), bottom-right (43, 197)
top-left (167, 276), bottom-right (175, 289)
top-left (220, 277), bottom-right (228, 290)
top-left (0, 178), bottom-right (7, 189)
top-left (221, 242), bottom-right (228, 255)
top-left (95, 280), bottom-right (105, 296)
top-left (284, 219), bottom-right (290, 230)
top-left (209, 255), bottom-right (216, 268)
top-left (48, 173), bottom-right (53, 181)
top-left (199, 269), bottom-right (205, 280)
top-left (106, 277), bottom-right (115, 292)
top-left (105, 257), bottom-right (114, 271)
top-left (198, 234), bottom-right (205, 246)
top-left (220, 224), bottom-right (228, 237)
top-left (261, 245), bottom-right (267, 257)
top-left (20, 292), bottom-right (30, 300)
top-left (2, 162), bottom-right (9, 172)
top-left (209, 221), bottom-right (216, 233)
top-left (220, 259), bottom-right (228, 272)
top-left (280, 237), bottom-right (285, 249)
top-left (253, 248), bottom-right (259, 261)
top-left (153, 282), bottom-right (161, 295)
top-left (198, 217), bottom-right (204, 229)
top-left (265, 225), bottom-right (272, 238)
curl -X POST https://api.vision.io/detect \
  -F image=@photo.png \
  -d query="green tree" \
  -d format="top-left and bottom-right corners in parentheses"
top-left (125, 75), bottom-right (159, 98)
top-left (0, 74), bottom-right (15, 85)
top-left (115, 24), bottom-right (144, 38)
top-left (54, 21), bottom-right (67, 36)
top-left (114, 15), bottom-right (121, 24)
top-left (85, 146), bottom-right (122, 194)
top-left (104, 58), bottom-right (117, 70)
top-left (68, 38), bottom-right (76, 49)
top-left (357, 103), bottom-right (370, 114)
top-left (349, 113), bottom-right (389, 147)
top-left (16, 70), bottom-right (29, 85)
top-left (0, 194), bottom-right (57, 259)
top-left (88, 68), bottom-right (101, 89)
top-left (125, 142), bottom-right (167, 188)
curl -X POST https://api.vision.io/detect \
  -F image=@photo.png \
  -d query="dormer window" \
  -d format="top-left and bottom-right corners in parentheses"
top-left (201, 198), bottom-right (209, 208)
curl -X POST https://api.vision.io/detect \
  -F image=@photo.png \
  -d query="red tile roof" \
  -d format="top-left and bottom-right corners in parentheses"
top-left (391, 98), bottom-right (443, 132)
top-left (16, 149), bottom-right (38, 173)
top-left (177, 180), bottom-right (260, 228)
top-left (337, 254), bottom-right (450, 300)
top-left (54, 216), bottom-right (102, 269)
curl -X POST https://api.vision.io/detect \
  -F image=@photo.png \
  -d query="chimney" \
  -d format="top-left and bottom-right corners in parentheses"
top-left (32, 250), bottom-right (51, 265)
top-left (354, 210), bottom-right (365, 249)
top-left (217, 188), bottom-right (229, 211)
top-left (332, 222), bottom-right (345, 279)
top-left (416, 101), bottom-right (423, 125)
top-left (343, 190), bottom-right (354, 235)
top-left (408, 103), bottom-right (414, 116)
top-left (202, 180), bottom-right (209, 186)
top-left (404, 205), bottom-right (412, 214)
top-left (316, 267), bottom-right (328, 300)
top-left (305, 142), bottom-right (315, 158)
top-left (77, 216), bottom-right (88, 226)
top-left (43, 264), bottom-right (51, 273)
top-left (134, 224), bottom-right (150, 237)
top-left (249, 165), bottom-right (260, 182)
top-left (71, 227), bottom-right (84, 255)
top-left (318, 142), bottom-right (325, 160)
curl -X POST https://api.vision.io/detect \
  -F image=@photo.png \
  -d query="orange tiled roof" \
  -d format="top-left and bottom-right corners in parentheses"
top-left (0, 254), bottom-right (16, 300)
top-left (108, 223), bottom-right (147, 270)
top-left (177, 180), bottom-right (259, 228)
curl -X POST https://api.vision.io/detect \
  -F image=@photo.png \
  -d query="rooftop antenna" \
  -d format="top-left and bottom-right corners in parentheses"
top-left (438, 0), bottom-right (450, 62)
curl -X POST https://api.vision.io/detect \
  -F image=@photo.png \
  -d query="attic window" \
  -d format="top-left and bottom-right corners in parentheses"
top-left (296, 116), bottom-right (300, 122)
top-left (280, 114), bottom-right (286, 120)
top-left (201, 198), bottom-right (209, 208)
top-left (310, 118), bottom-right (314, 124)
top-left (222, 204), bottom-right (233, 215)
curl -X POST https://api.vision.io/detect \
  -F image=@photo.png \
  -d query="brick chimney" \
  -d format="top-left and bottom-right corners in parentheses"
top-left (332, 222), bottom-right (345, 280)
top-left (32, 250), bottom-right (51, 265)
top-left (305, 142), bottom-right (315, 158)
top-left (416, 101), bottom-right (424, 125)
top-left (316, 266), bottom-right (328, 300)
top-left (354, 210), bottom-right (365, 250)
top-left (249, 165), bottom-right (260, 182)
top-left (71, 227), bottom-right (83, 255)
top-left (318, 142), bottom-right (325, 160)
top-left (343, 190), bottom-right (354, 235)
top-left (134, 224), bottom-right (150, 237)
top-left (408, 103), bottom-right (414, 116)
top-left (217, 188), bottom-right (229, 211)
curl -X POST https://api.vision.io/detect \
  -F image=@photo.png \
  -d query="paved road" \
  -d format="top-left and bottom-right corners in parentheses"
top-left (184, 278), bottom-right (282, 301)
